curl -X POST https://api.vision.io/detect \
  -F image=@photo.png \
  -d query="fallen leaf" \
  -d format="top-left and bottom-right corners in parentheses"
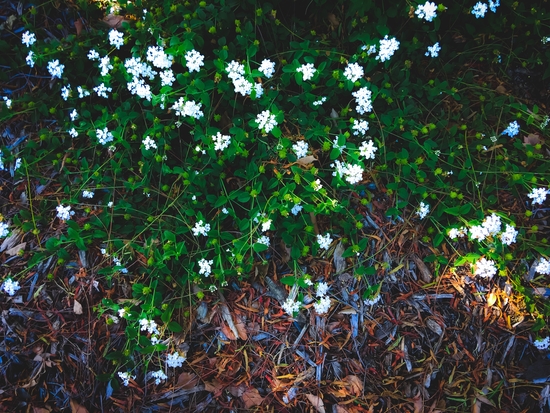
top-left (177, 372), bottom-right (198, 389)
top-left (333, 406), bottom-right (350, 413)
top-left (495, 84), bottom-right (507, 94)
top-left (33, 407), bottom-right (51, 413)
top-left (524, 133), bottom-right (544, 146)
top-left (412, 392), bottom-right (423, 413)
top-left (220, 303), bottom-right (239, 340)
top-left (74, 18), bottom-right (84, 36)
top-left (305, 394), bottom-right (326, 413)
top-left (6, 242), bottom-right (26, 256)
top-left (333, 241), bottom-right (346, 274)
top-left (242, 387), bottom-right (264, 409)
top-left (73, 299), bottom-right (83, 315)
top-left (70, 399), bottom-right (88, 413)
top-left (343, 375), bottom-right (363, 396)
top-left (235, 315), bottom-right (248, 340)
top-left (412, 255), bottom-right (432, 283)
top-left (296, 155), bottom-right (317, 167)
top-left (486, 291), bottom-right (497, 307)
top-left (228, 384), bottom-right (246, 397)
top-left (425, 319), bottom-right (443, 336)
top-left (102, 14), bottom-right (130, 29)
top-left (204, 379), bottom-right (224, 397)
top-left (327, 13), bottom-right (340, 29)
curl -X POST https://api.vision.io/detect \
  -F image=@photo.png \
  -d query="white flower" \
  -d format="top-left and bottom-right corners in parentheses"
top-left (535, 258), bottom-right (550, 275)
top-left (56, 204), bottom-right (74, 220)
top-left (317, 233), bottom-right (333, 250)
top-left (22, 31), bottom-right (36, 47)
top-left (425, 42), bottom-right (441, 58)
top-left (2, 96), bottom-right (11, 109)
top-left (292, 141), bottom-right (309, 158)
top-left (253, 83), bottom-right (263, 98)
top-left (160, 69), bottom-right (175, 86)
top-left (68, 128), bottom-right (78, 138)
top-left (291, 203), bottom-right (303, 215)
top-left (469, 213), bottom-right (501, 241)
top-left (312, 179), bottom-right (323, 191)
top-left (26, 51), bottom-right (36, 67)
top-left (171, 98), bottom-right (203, 119)
top-left (377, 35), bottom-right (400, 62)
top-left (359, 140), bottom-right (377, 160)
top-left (416, 202), bottom-right (430, 219)
top-left (47, 59), bottom-right (64, 79)
top-left (77, 86), bottom-right (91, 98)
top-left (60, 85), bottom-right (71, 101)
top-left (2, 278), bottom-right (20, 296)
top-left (282, 297), bottom-right (301, 315)
top-left (69, 109), bottom-right (78, 121)
top-left (87, 49), bottom-right (99, 60)
top-left (109, 29), bottom-right (124, 49)
top-left (166, 352), bottom-right (186, 368)
top-left (448, 227), bottom-right (467, 240)
top-left (313, 296), bottom-right (331, 314)
top-left (226, 60), bottom-right (245, 80)
top-left (258, 59), bottom-right (275, 78)
top-left (184, 49), bottom-right (204, 72)
top-left (364, 293), bottom-right (382, 306)
top-left (352, 119), bottom-right (369, 135)
top-left (527, 187), bottom-right (549, 205)
top-left (0, 222), bottom-right (9, 238)
top-left (211, 132), bottom-right (231, 151)
top-left (14, 158), bottom-right (21, 171)
top-left (143, 136), bottom-right (157, 150)
top-left (99, 56), bottom-right (113, 77)
top-left (233, 76), bottom-right (253, 96)
top-left (313, 97), bottom-right (327, 106)
top-left (362, 44), bottom-right (377, 55)
top-left (474, 257), bottom-right (497, 279)
top-left (316, 282), bottom-right (329, 297)
top-left (146, 46), bottom-right (173, 69)
top-left (343, 62), bottom-right (364, 82)
top-left (501, 120), bottom-right (520, 137)
top-left (139, 318), bottom-right (160, 335)
top-left (256, 110), bottom-right (278, 133)
top-left (343, 164), bottom-right (364, 185)
top-left (127, 78), bottom-right (152, 101)
top-left (415, 1), bottom-right (438, 21)
top-left (296, 63), bottom-right (316, 81)
top-left (82, 190), bottom-right (95, 199)
top-left (257, 235), bottom-right (270, 246)
top-left (151, 370), bottom-right (167, 385)
top-left (352, 87), bottom-right (373, 114)
top-left (472, 2), bottom-right (488, 18)
top-left (192, 220), bottom-right (210, 236)
top-left (534, 337), bottom-right (550, 350)
top-left (261, 219), bottom-right (272, 232)
top-left (118, 372), bottom-right (135, 386)
top-left (96, 127), bottom-right (114, 145)
top-left (118, 308), bottom-right (126, 317)
top-left (499, 224), bottom-right (518, 245)
top-left (222, 207), bottom-right (229, 214)
top-left (332, 137), bottom-right (347, 154)
top-left (93, 83), bottom-right (112, 99)
top-left (198, 258), bottom-right (213, 277)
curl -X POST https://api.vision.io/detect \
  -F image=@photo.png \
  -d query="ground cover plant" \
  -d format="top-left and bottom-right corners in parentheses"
top-left (1, 0), bottom-right (550, 411)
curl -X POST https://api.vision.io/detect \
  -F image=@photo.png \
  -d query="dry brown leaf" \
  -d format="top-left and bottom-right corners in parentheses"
top-left (220, 303), bottom-right (239, 339)
top-left (305, 394), bottom-right (326, 413)
top-left (495, 84), bottom-right (507, 94)
top-left (412, 392), bottom-right (423, 413)
top-left (327, 13), bottom-right (340, 29)
top-left (220, 322), bottom-right (236, 340)
top-left (33, 407), bottom-right (51, 413)
top-left (524, 133), bottom-right (544, 146)
top-left (412, 255), bottom-right (432, 283)
top-left (204, 379), bottom-right (224, 397)
top-left (73, 299), bottom-right (83, 315)
top-left (296, 155), bottom-right (317, 167)
top-left (177, 372), bottom-right (198, 389)
top-left (242, 387), bottom-right (264, 409)
top-left (6, 242), bottom-right (26, 256)
top-left (486, 291), bottom-right (497, 307)
top-left (343, 375), bottom-right (363, 396)
top-left (70, 399), bottom-right (88, 413)
top-left (235, 315), bottom-right (248, 340)
top-left (102, 14), bottom-right (130, 29)
top-left (228, 384), bottom-right (246, 397)
top-left (74, 18), bottom-right (83, 36)
top-left (333, 406), bottom-right (350, 413)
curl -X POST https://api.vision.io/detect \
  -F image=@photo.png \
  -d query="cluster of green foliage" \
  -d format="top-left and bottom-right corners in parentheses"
top-left (1, 0), bottom-right (550, 392)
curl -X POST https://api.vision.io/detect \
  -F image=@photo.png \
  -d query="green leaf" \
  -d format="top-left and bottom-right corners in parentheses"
top-left (167, 321), bottom-right (182, 332)
top-left (253, 243), bottom-right (268, 252)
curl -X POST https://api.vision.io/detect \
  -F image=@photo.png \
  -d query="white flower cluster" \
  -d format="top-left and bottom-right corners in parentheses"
top-left (93, 83), bottom-right (112, 99)
top-left (2, 278), bottom-right (20, 296)
top-left (56, 204), bottom-right (74, 220)
top-left (118, 372), bottom-right (135, 386)
top-left (47, 59), bottom-right (64, 79)
top-left (257, 235), bottom-right (270, 246)
top-left (99, 56), bottom-right (114, 77)
top-left (151, 370), bottom-right (168, 385)
top-left (292, 141), bottom-right (309, 158)
top-left (535, 258), bottom-right (550, 275)
top-left (296, 63), bottom-right (316, 81)
top-left (282, 297), bottom-right (301, 315)
top-left (77, 86), bottom-right (91, 98)
top-left (261, 219), bottom-right (272, 233)
top-left (88, 49), bottom-right (99, 60)
top-left (160, 70), bottom-right (175, 87)
top-left (416, 201), bottom-right (430, 219)
top-left (258, 59), bottom-right (276, 78)
top-left (139, 318), bottom-right (160, 335)
top-left (361, 44), bottom-right (377, 55)
top-left (472, 1), bottom-right (499, 18)
top-left (212, 132), bottom-right (231, 151)
top-left (26, 51), bottom-right (35, 67)
top-left (68, 128), bottom-right (78, 138)
top-left (2, 96), bottom-right (11, 109)
top-left (171, 98), bottom-right (203, 119)
top-left (415, 1), bottom-right (438, 22)
top-left (256, 110), bottom-right (278, 133)
top-left (192, 220), bottom-right (210, 236)
top-left (474, 257), bottom-right (497, 279)
top-left (22, 31), bottom-right (36, 47)
top-left (359, 140), bottom-right (377, 160)
top-left (70, 109), bottom-right (78, 121)
top-left (314, 296), bottom-right (331, 314)
top-left (291, 203), bottom-right (303, 215)
top-left (109, 29), bottom-right (124, 49)
top-left (426, 42), bottom-right (441, 58)
top-left (96, 127), bottom-right (114, 145)
top-left (376, 35), bottom-right (400, 62)
top-left (313, 97), bottom-right (327, 106)
top-left (469, 213), bottom-right (501, 241)
top-left (82, 190), bottom-right (94, 199)
top-left (143, 136), bottom-right (157, 150)
top-left (501, 120), bottom-right (520, 137)
top-left (61, 85), bottom-right (71, 101)
top-left (534, 337), bottom-right (550, 350)
top-left (332, 160), bottom-right (364, 184)
top-left (352, 87), bottom-right (373, 114)
top-left (198, 258), bottom-right (213, 277)
top-left (448, 227), bottom-right (467, 240)
top-left (166, 352), bottom-right (186, 368)
top-left (343, 62), bottom-right (364, 82)
top-left (528, 187), bottom-right (550, 205)
top-left (352, 119), bottom-right (369, 135)
top-left (226, 60), bottom-right (263, 97)
top-left (184, 49), bottom-right (204, 73)
top-left (147, 45), bottom-right (173, 69)
top-left (0, 222), bottom-right (9, 238)
top-left (317, 233), bottom-right (333, 250)
top-left (364, 293), bottom-right (382, 306)
top-left (499, 224), bottom-right (518, 246)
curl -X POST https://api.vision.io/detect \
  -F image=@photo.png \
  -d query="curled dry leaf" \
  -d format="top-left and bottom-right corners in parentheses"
top-left (342, 375), bottom-right (363, 396)
top-left (242, 387), bottom-right (264, 409)
top-left (102, 14), bottom-right (131, 29)
top-left (305, 393), bottom-right (326, 413)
